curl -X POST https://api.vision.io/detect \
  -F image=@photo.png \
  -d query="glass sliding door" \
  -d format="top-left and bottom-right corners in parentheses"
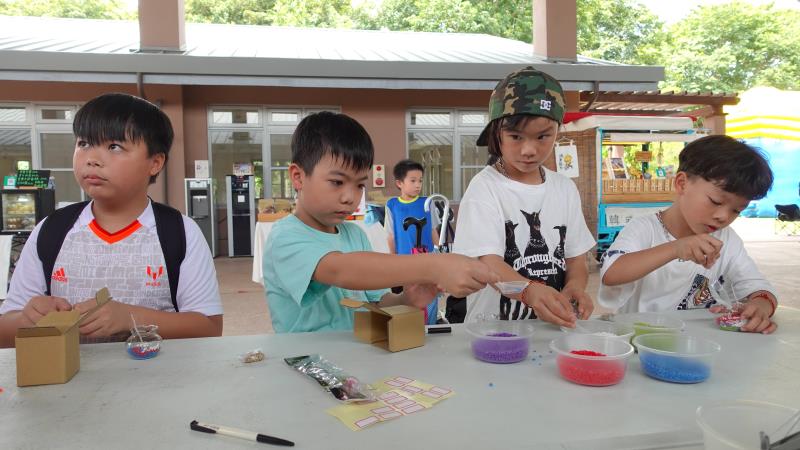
top-left (39, 130), bottom-right (82, 204)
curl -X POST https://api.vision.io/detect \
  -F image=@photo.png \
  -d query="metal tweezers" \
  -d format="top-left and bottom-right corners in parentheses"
top-left (761, 429), bottom-right (800, 450)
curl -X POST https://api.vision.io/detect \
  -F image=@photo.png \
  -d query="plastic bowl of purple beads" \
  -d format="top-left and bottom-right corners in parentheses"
top-left (466, 320), bottom-right (534, 364)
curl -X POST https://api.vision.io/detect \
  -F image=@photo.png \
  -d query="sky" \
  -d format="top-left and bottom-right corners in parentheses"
top-left (633, 0), bottom-right (799, 23)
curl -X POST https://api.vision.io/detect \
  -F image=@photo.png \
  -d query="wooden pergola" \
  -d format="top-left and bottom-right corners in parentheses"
top-left (578, 90), bottom-right (740, 133)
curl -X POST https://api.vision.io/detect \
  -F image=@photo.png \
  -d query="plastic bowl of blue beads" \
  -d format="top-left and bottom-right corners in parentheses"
top-left (632, 333), bottom-right (721, 384)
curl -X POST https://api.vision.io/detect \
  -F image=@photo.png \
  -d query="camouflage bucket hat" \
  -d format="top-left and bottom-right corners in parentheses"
top-left (476, 66), bottom-right (566, 146)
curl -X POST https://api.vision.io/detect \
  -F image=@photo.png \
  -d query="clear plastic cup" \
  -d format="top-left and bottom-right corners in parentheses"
top-left (560, 319), bottom-right (635, 341)
top-left (697, 400), bottom-right (800, 450)
top-left (613, 312), bottom-right (685, 342)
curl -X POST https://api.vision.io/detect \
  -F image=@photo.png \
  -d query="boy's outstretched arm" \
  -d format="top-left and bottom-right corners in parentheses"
top-left (603, 234), bottom-right (723, 286)
top-left (73, 300), bottom-right (222, 339)
top-left (314, 252), bottom-right (496, 298)
top-left (378, 284), bottom-right (440, 309)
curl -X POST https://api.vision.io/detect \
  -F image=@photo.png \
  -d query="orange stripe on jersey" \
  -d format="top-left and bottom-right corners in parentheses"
top-left (89, 219), bottom-right (143, 244)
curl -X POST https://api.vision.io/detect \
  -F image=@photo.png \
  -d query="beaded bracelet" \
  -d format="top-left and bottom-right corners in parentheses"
top-left (749, 292), bottom-right (777, 317)
top-left (520, 278), bottom-right (547, 302)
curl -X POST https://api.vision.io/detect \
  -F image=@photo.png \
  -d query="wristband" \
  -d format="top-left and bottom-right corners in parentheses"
top-left (749, 292), bottom-right (777, 317)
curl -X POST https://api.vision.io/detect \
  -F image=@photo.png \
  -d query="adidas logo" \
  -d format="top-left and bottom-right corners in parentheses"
top-left (51, 267), bottom-right (68, 283)
top-left (146, 265), bottom-right (164, 287)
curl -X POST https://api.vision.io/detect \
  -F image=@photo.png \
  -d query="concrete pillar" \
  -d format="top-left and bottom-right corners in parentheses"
top-left (138, 0), bottom-right (186, 52)
top-left (533, 0), bottom-right (577, 61)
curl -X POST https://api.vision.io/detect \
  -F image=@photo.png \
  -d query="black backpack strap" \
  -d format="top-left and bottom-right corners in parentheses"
top-left (37, 201), bottom-right (91, 296)
top-left (151, 201), bottom-right (186, 312)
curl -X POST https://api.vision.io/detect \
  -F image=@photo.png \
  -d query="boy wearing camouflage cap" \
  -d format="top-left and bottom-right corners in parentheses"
top-left (453, 67), bottom-right (595, 327)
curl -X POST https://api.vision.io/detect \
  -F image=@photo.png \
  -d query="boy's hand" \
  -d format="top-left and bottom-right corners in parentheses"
top-left (402, 284), bottom-right (441, 309)
top-left (521, 283), bottom-right (576, 327)
top-left (435, 255), bottom-right (498, 297)
top-left (561, 285), bottom-right (594, 320)
top-left (739, 296), bottom-right (777, 334)
top-left (74, 299), bottom-right (132, 338)
top-left (21, 296), bottom-right (72, 326)
top-left (673, 234), bottom-right (723, 269)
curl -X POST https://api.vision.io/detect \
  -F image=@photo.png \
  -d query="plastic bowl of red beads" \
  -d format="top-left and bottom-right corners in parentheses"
top-left (466, 320), bottom-right (535, 364)
top-left (549, 333), bottom-right (634, 386)
top-left (633, 333), bottom-right (720, 384)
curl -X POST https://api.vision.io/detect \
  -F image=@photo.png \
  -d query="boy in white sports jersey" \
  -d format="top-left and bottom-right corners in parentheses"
top-left (0, 93), bottom-right (223, 347)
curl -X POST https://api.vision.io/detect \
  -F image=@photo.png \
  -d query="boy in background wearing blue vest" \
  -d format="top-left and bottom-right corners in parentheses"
top-left (384, 159), bottom-right (440, 322)
top-left (0, 93), bottom-right (223, 348)
top-left (262, 112), bottom-right (496, 333)
top-left (384, 159), bottom-right (437, 256)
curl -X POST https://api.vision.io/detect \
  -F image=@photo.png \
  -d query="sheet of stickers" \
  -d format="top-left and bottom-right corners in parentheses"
top-left (327, 376), bottom-right (454, 431)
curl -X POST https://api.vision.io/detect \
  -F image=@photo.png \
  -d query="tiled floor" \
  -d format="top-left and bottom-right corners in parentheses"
top-left (218, 218), bottom-right (800, 336)
top-left (216, 257), bottom-right (272, 336)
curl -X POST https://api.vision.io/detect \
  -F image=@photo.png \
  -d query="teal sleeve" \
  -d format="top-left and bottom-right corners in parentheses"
top-left (265, 227), bottom-right (335, 306)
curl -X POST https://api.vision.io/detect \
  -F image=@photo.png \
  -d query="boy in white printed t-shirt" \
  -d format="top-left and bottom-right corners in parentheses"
top-left (453, 67), bottom-right (596, 327)
top-left (0, 93), bottom-right (222, 347)
top-left (599, 135), bottom-right (778, 334)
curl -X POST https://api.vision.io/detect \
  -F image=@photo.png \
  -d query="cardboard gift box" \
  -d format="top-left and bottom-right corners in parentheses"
top-left (340, 298), bottom-right (424, 352)
top-left (15, 288), bottom-right (111, 387)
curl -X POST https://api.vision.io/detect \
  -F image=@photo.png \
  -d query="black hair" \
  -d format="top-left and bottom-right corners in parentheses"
top-left (73, 93), bottom-right (173, 183)
top-left (678, 135), bottom-right (773, 200)
top-left (485, 114), bottom-right (558, 164)
top-left (393, 159), bottom-right (424, 181)
top-left (291, 111), bottom-right (373, 175)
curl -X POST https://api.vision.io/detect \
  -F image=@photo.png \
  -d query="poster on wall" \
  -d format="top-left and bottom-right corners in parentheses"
top-left (195, 160), bottom-right (209, 178)
top-left (233, 162), bottom-right (253, 176)
top-left (555, 144), bottom-right (580, 178)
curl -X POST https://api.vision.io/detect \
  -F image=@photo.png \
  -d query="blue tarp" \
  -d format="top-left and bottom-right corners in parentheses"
top-left (742, 138), bottom-right (800, 217)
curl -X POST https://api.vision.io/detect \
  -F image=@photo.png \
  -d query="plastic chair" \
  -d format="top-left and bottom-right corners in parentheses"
top-left (774, 204), bottom-right (800, 235)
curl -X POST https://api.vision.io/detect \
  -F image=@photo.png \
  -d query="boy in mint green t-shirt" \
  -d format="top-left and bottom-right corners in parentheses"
top-left (262, 112), bottom-right (497, 333)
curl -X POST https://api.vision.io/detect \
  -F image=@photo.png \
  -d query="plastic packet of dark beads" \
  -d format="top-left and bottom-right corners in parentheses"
top-left (284, 354), bottom-right (375, 403)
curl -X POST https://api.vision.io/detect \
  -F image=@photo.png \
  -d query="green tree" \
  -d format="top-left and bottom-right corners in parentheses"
top-left (185, 0), bottom-right (363, 28)
top-left (661, 1), bottom-right (800, 92)
top-left (269, 0), bottom-right (366, 28)
top-left (365, 0), bottom-right (665, 65)
top-left (575, 0), bottom-right (666, 65)
top-left (365, 0), bottom-right (483, 33)
top-left (185, 0), bottom-right (276, 24)
top-left (0, 0), bottom-right (133, 19)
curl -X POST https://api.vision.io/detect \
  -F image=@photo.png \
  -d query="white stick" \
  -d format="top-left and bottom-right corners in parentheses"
top-left (130, 313), bottom-right (144, 343)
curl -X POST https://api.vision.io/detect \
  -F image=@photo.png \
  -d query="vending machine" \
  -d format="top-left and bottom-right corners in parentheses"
top-left (184, 178), bottom-right (216, 256)
top-left (0, 189), bottom-right (56, 234)
top-left (225, 175), bottom-right (255, 257)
